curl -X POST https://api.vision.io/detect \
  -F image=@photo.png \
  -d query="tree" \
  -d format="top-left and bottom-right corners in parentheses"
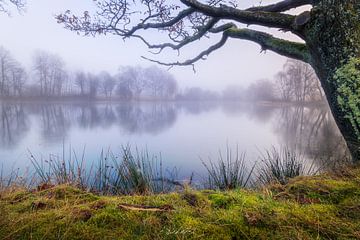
top-left (117, 66), bottom-right (146, 100)
top-left (275, 59), bottom-right (324, 102)
top-left (99, 71), bottom-right (116, 98)
top-left (57, 1), bottom-right (360, 161)
top-left (88, 73), bottom-right (100, 98)
top-left (74, 71), bottom-right (87, 96)
top-left (247, 79), bottom-right (276, 102)
top-left (0, 47), bottom-right (15, 96)
top-left (144, 66), bottom-right (178, 99)
top-left (33, 51), bottom-right (67, 97)
top-left (0, 47), bottom-right (26, 97)
top-left (9, 64), bottom-right (26, 97)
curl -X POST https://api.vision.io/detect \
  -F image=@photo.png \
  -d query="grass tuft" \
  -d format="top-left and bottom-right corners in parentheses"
top-left (257, 147), bottom-right (319, 185)
top-left (202, 145), bottom-right (255, 190)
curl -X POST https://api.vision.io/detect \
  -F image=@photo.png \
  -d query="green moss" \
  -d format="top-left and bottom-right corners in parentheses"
top-left (334, 57), bottom-right (360, 140)
top-left (1, 169), bottom-right (360, 239)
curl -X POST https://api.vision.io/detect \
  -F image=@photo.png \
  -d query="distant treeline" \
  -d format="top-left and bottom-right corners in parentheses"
top-left (179, 59), bottom-right (325, 103)
top-left (0, 47), bottom-right (178, 100)
top-left (0, 46), bottom-right (324, 102)
top-left (222, 59), bottom-right (325, 103)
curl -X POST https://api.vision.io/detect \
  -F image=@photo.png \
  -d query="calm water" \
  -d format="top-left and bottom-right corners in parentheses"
top-left (0, 101), bottom-right (346, 178)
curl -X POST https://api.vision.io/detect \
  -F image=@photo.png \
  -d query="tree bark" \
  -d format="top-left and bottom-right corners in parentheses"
top-left (304, 0), bottom-right (360, 161)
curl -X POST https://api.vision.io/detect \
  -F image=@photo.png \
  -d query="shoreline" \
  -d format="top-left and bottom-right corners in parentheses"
top-left (1, 166), bottom-right (359, 239)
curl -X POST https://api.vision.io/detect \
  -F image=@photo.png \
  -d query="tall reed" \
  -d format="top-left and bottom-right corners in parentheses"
top-left (29, 145), bottom-right (180, 195)
top-left (202, 145), bottom-right (255, 190)
top-left (257, 147), bottom-right (319, 185)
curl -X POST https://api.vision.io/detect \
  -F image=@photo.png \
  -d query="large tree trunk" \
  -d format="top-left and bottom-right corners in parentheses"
top-left (304, 0), bottom-right (360, 161)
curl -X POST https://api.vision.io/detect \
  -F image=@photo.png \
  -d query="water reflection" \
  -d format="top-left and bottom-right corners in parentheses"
top-left (0, 101), bottom-right (349, 164)
top-left (0, 103), bottom-right (29, 149)
top-left (39, 104), bottom-right (70, 142)
top-left (116, 103), bottom-right (177, 134)
top-left (273, 104), bottom-right (349, 166)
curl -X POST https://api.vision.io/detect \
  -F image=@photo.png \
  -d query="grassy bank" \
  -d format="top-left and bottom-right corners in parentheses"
top-left (1, 167), bottom-right (360, 239)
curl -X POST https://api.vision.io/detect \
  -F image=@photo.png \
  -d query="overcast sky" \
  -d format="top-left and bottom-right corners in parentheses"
top-left (0, 0), bottom-right (306, 91)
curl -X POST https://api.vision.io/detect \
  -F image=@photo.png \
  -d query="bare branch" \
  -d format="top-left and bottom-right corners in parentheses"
top-left (180, 0), bottom-right (296, 31)
top-left (142, 25), bottom-right (311, 68)
top-left (246, 0), bottom-right (312, 13)
top-left (142, 32), bottom-right (229, 68)
top-left (124, 8), bottom-right (195, 37)
top-left (131, 18), bottom-right (219, 53)
top-left (57, 0), bottom-right (311, 68)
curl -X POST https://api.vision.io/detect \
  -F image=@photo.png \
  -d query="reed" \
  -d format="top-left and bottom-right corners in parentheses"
top-left (257, 147), bottom-right (319, 185)
top-left (29, 145), bottom-right (180, 195)
top-left (202, 145), bottom-right (255, 190)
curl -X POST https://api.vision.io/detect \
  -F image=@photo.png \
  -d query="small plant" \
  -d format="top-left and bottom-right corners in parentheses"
top-left (257, 147), bottom-right (318, 185)
top-left (0, 164), bottom-right (29, 191)
top-left (202, 145), bottom-right (255, 190)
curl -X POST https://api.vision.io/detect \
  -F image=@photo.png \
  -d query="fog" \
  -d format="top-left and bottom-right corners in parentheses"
top-left (0, 0), bottom-right (304, 91)
top-left (0, 0), bottom-right (340, 181)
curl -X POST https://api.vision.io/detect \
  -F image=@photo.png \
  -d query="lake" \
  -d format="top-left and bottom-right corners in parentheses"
top-left (0, 101), bottom-right (347, 179)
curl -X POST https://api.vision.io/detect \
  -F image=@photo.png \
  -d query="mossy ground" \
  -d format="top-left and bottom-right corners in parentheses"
top-left (1, 168), bottom-right (360, 239)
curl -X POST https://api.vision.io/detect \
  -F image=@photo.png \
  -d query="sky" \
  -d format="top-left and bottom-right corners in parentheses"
top-left (0, 0), bottom-right (307, 91)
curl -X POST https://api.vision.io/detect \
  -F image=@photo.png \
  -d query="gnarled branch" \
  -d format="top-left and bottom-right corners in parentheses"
top-left (142, 32), bottom-right (229, 68)
top-left (226, 27), bottom-right (311, 63)
top-left (180, 0), bottom-right (297, 31)
top-left (247, 0), bottom-right (312, 13)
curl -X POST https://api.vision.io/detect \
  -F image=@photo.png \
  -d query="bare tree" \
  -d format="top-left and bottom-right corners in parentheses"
top-left (117, 66), bottom-right (146, 100)
top-left (276, 59), bottom-right (324, 102)
top-left (0, 46), bottom-right (26, 97)
top-left (145, 66), bottom-right (178, 99)
top-left (10, 64), bottom-right (26, 96)
top-left (74, 71), bottom-right (87, 96)
top-left (56, 0), bottom-right (360, 161)
top-left (33, 51), bottom-right (67, 97)
top-left (99, 71), bottom-right (116, 98)
top-left (0, 47), bottom-right (14, 96)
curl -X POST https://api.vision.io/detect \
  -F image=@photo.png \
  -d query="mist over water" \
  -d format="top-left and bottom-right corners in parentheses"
top-left (0, 101), bottom-right (346, 178)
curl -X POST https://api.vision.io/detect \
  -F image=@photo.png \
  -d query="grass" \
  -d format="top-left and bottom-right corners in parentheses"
top-left (257, 147), bottom-right (319, 185)
top-left (3, 146), bottom-right (322, 195)
top-left (202, 146), bottom-right (255, 190)
top-left (1, 166), bottom-right (360, 239)
top-left (28, 146), bottom-right (180, 195)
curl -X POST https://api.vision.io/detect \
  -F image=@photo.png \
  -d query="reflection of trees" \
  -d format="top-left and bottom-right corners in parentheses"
top-left (40, 104), bottom-right (70, 143)
top-left (76, 104), bottom-right (101, 129)
top-left (0, 102), bottom-right (179, 146)
top-left (0, 101), bottom-right (348, 167)
top-left (116, 103), bottom-right (176, 134)
top-left (0, 103), bottom-right (28, 148)
top-left (274, 105), bottom-right (349, 167)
